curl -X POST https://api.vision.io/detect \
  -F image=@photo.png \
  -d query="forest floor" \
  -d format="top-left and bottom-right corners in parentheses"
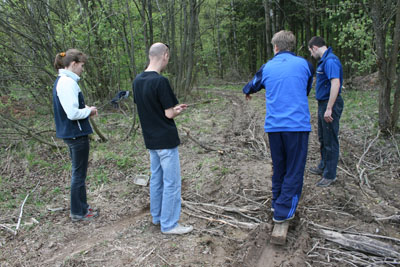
top-left (0, 82), bottom-right (400, 266)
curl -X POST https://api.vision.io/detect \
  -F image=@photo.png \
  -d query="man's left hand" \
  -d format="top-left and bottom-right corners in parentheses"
top-left (324, 108), bottom-right (333, 123)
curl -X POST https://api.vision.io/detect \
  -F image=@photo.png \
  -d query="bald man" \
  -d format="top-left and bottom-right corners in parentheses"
top-left (133, 43), bottom-right (192, 235)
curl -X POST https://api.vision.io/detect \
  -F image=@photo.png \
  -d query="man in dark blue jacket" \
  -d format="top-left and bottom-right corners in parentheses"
top-left (308, 36), bottom-right (344, 187)
top-left (243, 30), bottom-right (314, 223)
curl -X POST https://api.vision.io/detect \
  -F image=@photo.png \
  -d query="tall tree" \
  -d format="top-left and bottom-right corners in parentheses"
top-left (368, 0), bottom-right (400, 131)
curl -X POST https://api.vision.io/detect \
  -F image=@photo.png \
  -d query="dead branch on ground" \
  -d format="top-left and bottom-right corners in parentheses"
top-left (15, 181), bottom-right (40, 235)
top-left (180, 127), bottom-right (220, 152)
top-left (182, 201), bottom-right (258, 230)
top-left (318, 229), bottom-right (400, 259)
top-left (89, 117), bottom-right (108, 142)
top-left (356, 130), bottom-right (380, 189)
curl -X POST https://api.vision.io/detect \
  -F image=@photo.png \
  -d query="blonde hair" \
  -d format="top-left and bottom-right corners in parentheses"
top-left (54, 49), bottom-right (88, 70)
top-left (271, 30), bottom-right (296, 52)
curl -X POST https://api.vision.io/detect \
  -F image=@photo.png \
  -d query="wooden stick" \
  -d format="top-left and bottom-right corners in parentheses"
top-left (89, 117), bottom-right (108, 142)
top-left (319, 229), bottom-right (400, 258)
top-left (180, 127), bottom-right (219, 152)
top-left (15, 181), bottom-right (40, 234)
top-left (375, 214), bottom-right (400, 222)
top-left (309, 220), bottom-right (400, 244)
top-left (182, 210), bottom-right (239, 229)
top-left (0, 224), bottom-right (16, 235)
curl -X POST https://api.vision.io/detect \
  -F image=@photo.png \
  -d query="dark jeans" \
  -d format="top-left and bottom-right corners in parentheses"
top-left (317, 95), bottom-right (344, 180)
top-left (268, 132), bottom-right (309, 221)
top-left (64, 136), bottom-right (90, 216)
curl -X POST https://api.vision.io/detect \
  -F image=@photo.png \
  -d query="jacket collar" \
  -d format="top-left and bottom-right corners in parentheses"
top-left (274, 51), bottom-right (296, 57)
top-left (58, 69), bottom-right (80, 82)
top-left (320, 47), bottom-right (333, 62)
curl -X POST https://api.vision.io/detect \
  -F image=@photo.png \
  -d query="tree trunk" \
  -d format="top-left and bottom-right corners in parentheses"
top-left (389, 0), bottom-right (400, 129)
top-left (230, 0), bottom-right (239, 74)
top-left (369, 0), bottom-right (392, 132)
top-left (263, 0), bottom-right (272, 59)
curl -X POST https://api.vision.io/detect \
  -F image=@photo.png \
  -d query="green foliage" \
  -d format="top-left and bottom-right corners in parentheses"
top-left (327, 0), bottom-right (375, 75)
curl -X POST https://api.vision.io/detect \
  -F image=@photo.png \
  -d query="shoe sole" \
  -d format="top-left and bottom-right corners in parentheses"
top-left (273, 215), bottom-right (295, 224)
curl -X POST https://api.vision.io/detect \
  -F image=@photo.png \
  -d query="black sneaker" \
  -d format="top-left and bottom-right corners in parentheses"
top-left (309, 167), bottom-right (323, 175)
top-left (316, 177), bottom-right (336, 187)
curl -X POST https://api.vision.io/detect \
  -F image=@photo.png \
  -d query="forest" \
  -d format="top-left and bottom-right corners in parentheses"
top-left (0, 0), bottom-right (400, 266)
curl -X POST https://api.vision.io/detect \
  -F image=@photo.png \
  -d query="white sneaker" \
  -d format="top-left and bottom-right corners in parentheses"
top-left (162, 224), bottom-right (193, 235)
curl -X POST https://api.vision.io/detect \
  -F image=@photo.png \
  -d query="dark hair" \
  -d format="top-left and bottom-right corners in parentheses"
top-left (308, 36), bottom-right (326, 48)
top-left (54, 49), bottom-right (88, 70)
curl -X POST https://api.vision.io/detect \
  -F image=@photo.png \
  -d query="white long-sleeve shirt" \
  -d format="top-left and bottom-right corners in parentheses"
top-left (56, 69), bottom-right (91, 120)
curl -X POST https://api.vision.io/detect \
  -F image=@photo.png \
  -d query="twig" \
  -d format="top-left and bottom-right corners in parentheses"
top-left (180, 127), bottom-right (219, 152)
top-left (375, 214), bottom-right (400, 222)
top-left (15, 181), bottom-right (40, 235)
top-left (51, 137), bottom-right (67, 163)
top-left (138, 247), bottom-right (156, 264)
top-left (232, 189), bottom-right (266, 207)
top-left (356, 131), bottom-right (380, 187)
top-left (0, 224), bottom-right (16, 235)
top-left (183, 210), bottom-right (239, 229)
top-left (156, 254), bottom-right (171, 266)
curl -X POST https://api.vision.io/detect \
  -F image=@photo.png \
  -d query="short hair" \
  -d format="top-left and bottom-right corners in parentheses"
top-left (308, 36), bottom-right (326, 48)
top-left (271, 30), bottom-right (296, 52)
top-left (54, 49), bottom-right (88, 70)
top-left (148, 43), bottom-right (169, 59)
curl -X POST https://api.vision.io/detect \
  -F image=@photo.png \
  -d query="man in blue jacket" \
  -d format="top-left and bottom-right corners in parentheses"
top-left (243, 31), bottom-right (314, 223)
top-left (308, 36), bottom-right (344, 187)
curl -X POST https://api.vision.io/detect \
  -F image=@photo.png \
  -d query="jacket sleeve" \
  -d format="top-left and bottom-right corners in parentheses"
top-left (57, 77), bottom-right (91, 120)
top-left (242, 64), bottom-right (265, 95)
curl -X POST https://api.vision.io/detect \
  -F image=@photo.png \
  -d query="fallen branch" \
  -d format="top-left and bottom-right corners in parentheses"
top-left (180, 127), bottom-right (219, 152)
top-left (309, 220), bottom-right (400, 244)
top-left (318, 229), bottom-right (400, 259)
top-left (183, 200), bottom-right (261, 223)
top-left (0, 224), bottom-right (16, 235)
top-left (89, 117), bottom-right (108, 142)
top-left (16, 181), bottom-right (40, 235)
top-left (0, 114), bottom-right (57, 149)
top-left (356, 131), bottom-right (380, 188)
top-left (375, 214), bottom-right (400, 223)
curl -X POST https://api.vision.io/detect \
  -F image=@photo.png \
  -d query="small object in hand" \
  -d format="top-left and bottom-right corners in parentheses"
top-left (133, 174), bottom-right (149, 186)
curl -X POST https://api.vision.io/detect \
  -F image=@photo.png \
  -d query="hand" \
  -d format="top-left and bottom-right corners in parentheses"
top-left (173, 104), bottom-right (187, 114)
top-left (245, 94), bottom-right (252, 101)
top-left (89, 106), bottom-right (98, 117)
top-left (324, 108), bottom-right (333, 123)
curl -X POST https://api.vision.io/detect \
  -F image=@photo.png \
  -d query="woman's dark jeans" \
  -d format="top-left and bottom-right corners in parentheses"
top-left (317, 95), bottom-right (344, 180)
top-left (64, 136), bottom-right (90, 216)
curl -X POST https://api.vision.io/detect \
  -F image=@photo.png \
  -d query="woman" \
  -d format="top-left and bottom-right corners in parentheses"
top-left (53, 49), bottom-right (98, 222)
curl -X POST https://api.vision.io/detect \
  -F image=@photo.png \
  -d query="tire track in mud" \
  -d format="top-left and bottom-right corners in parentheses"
top-left (41, 207), bottom-right (148, 265)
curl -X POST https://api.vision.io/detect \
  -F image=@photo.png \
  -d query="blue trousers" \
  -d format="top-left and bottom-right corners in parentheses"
top-left (317, 95), bottom-right (344, 180)
top-left (149, 147), bottom-right (181, 232)
top-left (64, 136), bottom-right (90, 216)
top-left (268, 132), bottom-right (309, 221)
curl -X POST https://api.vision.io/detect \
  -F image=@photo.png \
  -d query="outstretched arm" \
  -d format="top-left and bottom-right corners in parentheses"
top-left (165, 104), bottom-right (188, 119)
top-left (243, 65), bottom-right (265, 100)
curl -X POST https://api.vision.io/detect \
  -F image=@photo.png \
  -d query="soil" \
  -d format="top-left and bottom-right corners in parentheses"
top-left (0, 86), bottom-right (399, 266)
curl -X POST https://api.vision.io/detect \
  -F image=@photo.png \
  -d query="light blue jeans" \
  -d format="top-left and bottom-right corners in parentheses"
top-left (149, 147), bottom-right (181, 232)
